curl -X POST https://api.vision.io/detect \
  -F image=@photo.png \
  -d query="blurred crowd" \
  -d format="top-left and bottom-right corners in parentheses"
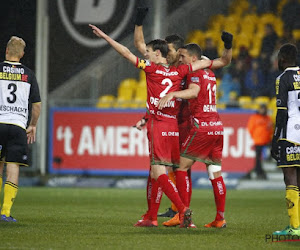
top-left (97, 0), bottom-right (300, 111)
top-left (206, 0), bottom-right (300, 106)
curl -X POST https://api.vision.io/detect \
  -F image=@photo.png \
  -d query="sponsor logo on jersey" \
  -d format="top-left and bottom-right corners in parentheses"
top-left (0, 105), bottom-right (28, 114)
top-left (3, 66), bottom-right (24, 74)
top-left (161, 131), bottom-right (179, 137)
top-left (293, 75), bottom-right (300, 82)
top-left (207, 131), bottom-right (223, 135)
top-left (0, 72), bottom-right (22, 81)
top-left (145, 60), bottom-right (151, 66)
top-left (203, 74), bottom-right (216, 81)
top-left (276, 99), bottom-right (281, 105)
top-left (295, 124), bottom-right (300, 130)
top-left (191, 77), bottom-right (199, 82)
top-left (286, 145), bottom-right (300, 162)
top-left (286, 145), bottom-right (300, 154)
top-left (201, 121), bottom-right (223, 126)
top-left (155, 70), bottom-right (179, 76)
top-left (275, 79), bottom-right (280, 95)
top-left (149, 97), bottom-right (175, 108)
top-left (156, 111), bottom-right (176, 119)
top-left (203, 104), bottom-right (217, 112)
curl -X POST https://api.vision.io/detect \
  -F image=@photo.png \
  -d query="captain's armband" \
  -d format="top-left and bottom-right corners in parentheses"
top-left (136, 58), bottom-right (150, 70)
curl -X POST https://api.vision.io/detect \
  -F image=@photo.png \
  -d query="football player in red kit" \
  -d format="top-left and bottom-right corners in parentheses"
top-left (89, 23), bottom-right (232, 228)
top-left (159, 43), bottom-right (231, 228)
top-left (133, 7), bottom-right (232, 223)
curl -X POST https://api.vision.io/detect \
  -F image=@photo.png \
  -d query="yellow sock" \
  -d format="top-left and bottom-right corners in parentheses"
top-left (298, 192), bottom-right (300, 225)
top-left (168, 171), bottom-right (178, 212)
top-left (0, 174), bottom-right (2, 209)
top-left (0, 174), bottom-right (2, 194)
top-left (1, 181), bottom-right (18, 217)
top-left (286, 185), bottom-right (299, 229)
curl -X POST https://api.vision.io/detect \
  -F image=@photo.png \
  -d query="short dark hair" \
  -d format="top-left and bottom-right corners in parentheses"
top-left (278, 43), bottom-right (298, 64)
top-left (182, 43), bottom-right (202, 60)
top-left (146, 39), bottom-right (169, 58)
top-left (165, 34), bottom-right (184, 51)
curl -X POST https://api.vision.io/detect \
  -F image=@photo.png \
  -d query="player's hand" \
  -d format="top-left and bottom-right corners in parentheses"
top-left (158, 93), bottom-right (175, 110)
top-left (89, 24), bottom-right (106, 38)
top-left (270, 139), bottom-right (280, 161)
top-left (133, 118), bottom-right (147, 130)
top-left (135, 7), bottom-right (149, 26)
top-left (221, 31), bottom-right (233, 49)
top-left (26, 125), bottom-right (37, 144)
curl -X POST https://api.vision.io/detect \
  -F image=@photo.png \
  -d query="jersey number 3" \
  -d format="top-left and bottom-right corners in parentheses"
top-left (7, 83), bottom-right (17, 104)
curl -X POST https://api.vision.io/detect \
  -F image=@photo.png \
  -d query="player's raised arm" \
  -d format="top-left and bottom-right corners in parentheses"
top-left (191, 31), bottom-right (233, 71)
top-left (210, 31), bottom-right (233, 69)
top-left (89, 24), bottom-right (137, 65)
top-left (134, 7), bottom-right (148, 55)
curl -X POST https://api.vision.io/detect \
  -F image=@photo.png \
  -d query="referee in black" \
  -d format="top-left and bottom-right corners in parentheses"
top-left (0, 36), bottom-right (41, 222)
top-left (271, 43), bottom-right (300, 236)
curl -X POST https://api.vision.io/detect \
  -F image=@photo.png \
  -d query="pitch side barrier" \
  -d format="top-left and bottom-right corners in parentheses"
top-left (48, 108), bottom-right (255, 187)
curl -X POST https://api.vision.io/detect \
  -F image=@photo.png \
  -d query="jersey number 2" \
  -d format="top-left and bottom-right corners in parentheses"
top-left (7, 83), bottom-right (17, 104)
top-left (159, 78), bottom-right (173, 98)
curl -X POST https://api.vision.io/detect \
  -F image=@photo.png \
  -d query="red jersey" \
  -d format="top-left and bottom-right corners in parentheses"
top-left (136, 58), bottom-right (191, 121)
top-left (177, 77), bottom-right (191, 125)
top-left (186, 69), bottom-right (223, 132)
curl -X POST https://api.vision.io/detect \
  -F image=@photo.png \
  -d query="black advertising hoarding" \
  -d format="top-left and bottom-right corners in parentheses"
top-left (0, 0), bottom-right (36, 71)
top-left (48, 0), bottom-right (137, 92)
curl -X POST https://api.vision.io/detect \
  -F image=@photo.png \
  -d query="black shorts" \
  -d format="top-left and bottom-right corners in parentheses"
top-left (0, 123), bottom-right (28, 166)
top-left (277, 140), bottom-right (300, 168)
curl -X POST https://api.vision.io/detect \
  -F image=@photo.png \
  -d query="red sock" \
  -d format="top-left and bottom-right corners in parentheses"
top-left (187, 169), bottom-right (192, 207)
top-left (148, 178), bottom-right (163, 220)
top-left (175, 170), bottom-right (190, 207)
top-left (157, 174), bottom-right (185, 213)
top-left (146, 171), bottom-right (151, 212)
top-left (211, 176), bottom-right (226, 221)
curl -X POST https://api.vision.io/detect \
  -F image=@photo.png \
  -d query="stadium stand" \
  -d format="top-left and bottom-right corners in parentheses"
top-left (96, 0), bottom-right (300, 118)
top-left (114, 78), bottom-right (138, 108)
top-left (96, 95), bottom-right (116, 108)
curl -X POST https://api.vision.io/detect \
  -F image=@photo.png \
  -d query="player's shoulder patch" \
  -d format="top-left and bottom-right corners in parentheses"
top-left (137, 59), bottom-right (151, 69)
top-left (190, 76), bottom-right (200, 83)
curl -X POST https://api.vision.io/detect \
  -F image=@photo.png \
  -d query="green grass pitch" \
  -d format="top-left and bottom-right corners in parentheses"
top-left (0, 187), bottom-right (298, 249)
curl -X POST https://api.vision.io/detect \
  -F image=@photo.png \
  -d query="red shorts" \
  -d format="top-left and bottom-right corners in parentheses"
top-left (178, 119), bottom-right (192, 146)
top-left (181, 124), bottom-right (223, 165)
top-left (147, 118), bottom-right (180, 167)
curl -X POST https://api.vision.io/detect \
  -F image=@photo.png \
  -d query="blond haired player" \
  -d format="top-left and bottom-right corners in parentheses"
top-left (0, 36), bottom-right (41, 222)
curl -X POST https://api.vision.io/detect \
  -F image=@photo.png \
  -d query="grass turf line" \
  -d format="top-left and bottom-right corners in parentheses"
top-left (0, 188), bottom-right (295, 249)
